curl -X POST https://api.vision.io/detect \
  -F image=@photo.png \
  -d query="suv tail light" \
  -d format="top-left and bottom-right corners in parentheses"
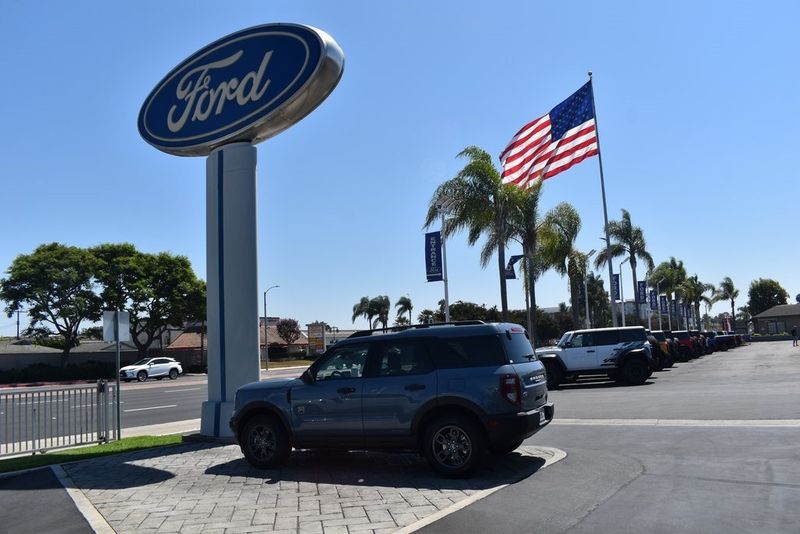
top-left (500, 373), bottom-right (521, 408)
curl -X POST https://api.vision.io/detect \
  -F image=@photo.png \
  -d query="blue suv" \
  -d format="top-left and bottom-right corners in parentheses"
top-left (230, 321), bottom-right (554, 476)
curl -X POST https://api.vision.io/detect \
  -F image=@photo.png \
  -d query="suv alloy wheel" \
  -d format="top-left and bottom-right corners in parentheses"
top-left (423, 414), bottom-right (486, 477)
top-left (240, 414), bottom-right (290, 469)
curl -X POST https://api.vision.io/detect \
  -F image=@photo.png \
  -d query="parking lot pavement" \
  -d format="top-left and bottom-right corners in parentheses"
top-left (61, 442), bottom-right (564, 533)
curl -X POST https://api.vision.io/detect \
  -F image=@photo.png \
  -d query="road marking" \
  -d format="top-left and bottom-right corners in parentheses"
top-left (123, 404), bottom-right (177, 413)
top-left (163, 387), bottom-right (201, 393)
top-left (554, 418), bottom-right (800, 428)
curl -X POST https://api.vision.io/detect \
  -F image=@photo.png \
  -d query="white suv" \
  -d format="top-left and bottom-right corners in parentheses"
top-left (535, 326), bottom-right (653, 387)
top-left (119, 357), bottom-right (183, 382)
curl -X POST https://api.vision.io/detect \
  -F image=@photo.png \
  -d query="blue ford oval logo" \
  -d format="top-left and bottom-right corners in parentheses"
top-left (139, 23), bottom-right (344, 156)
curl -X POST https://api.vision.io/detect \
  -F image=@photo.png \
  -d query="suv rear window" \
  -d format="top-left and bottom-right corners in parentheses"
top-left (503, 332), bottom-right (537, 363)
top-left (432, 335), bottom-right (505, 368)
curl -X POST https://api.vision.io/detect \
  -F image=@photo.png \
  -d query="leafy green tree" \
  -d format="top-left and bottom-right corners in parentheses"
top-left (747, 278), bottom-right (788, 317)
top-left (594, 209), bottom-right (654, 320)
top-left (736, 306), bottom-right (751, 325)
top-left (717, 276), bottom-right (740, 330)
top-left (92, 245), bottom-right (206, 356)
top-left (425, 146), bottom-right (515, 320)
top-left (275, 318), bottom-right (301, 346)
top-left (0, 243), bottom-right (102, 363)
top-left (395, 296), bottom-right (413, 323)
top-left (586, 272), bottom-right (611, 328)
top-left (394, 316), bottom-right (410, 326)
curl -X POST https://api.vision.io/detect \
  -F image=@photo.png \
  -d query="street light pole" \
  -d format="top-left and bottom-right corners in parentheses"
top-left (619, 257), bottom-right (630, 327)
top-left (263, 285), bottom-right (279, 371)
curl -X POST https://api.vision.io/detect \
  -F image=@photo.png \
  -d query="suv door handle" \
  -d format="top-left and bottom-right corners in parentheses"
top-left (404, 384), bottom-right (426, 391)
top-left (337, 387), bottom-right (356, 394)
top-left (586, 350), bottom-right (595, 353)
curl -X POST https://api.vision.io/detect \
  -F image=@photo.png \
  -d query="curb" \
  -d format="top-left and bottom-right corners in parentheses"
top-left (51, 464), bottom-right (115, 534)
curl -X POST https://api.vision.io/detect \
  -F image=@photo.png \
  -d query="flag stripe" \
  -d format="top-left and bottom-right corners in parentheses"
top-left (499, 116), bottom-right (550, 163)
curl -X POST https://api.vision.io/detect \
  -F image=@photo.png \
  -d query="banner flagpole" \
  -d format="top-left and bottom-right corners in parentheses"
top-left (588, 71), bottom-right (617, 327)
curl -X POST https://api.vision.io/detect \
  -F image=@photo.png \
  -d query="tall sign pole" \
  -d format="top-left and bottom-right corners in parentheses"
top-left (588, 72), bottom-right (617, 327)
top-left (440, 212), bottom-right (451, 323)
top-left (139, 23), bottom-right (344, 437)
top-left (114, 309), bottom-right (121, 439)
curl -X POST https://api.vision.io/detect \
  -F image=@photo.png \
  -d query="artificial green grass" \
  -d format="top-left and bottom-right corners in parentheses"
top-left (0, 434), bottom-right (182, 474)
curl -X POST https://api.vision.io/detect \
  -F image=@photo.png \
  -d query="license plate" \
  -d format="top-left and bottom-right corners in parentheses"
top-left (539, 411), bottom-right (546, 424)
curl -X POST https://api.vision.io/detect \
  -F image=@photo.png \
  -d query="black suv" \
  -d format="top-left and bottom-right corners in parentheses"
top-left (230, 321), bottom-right (554, 477)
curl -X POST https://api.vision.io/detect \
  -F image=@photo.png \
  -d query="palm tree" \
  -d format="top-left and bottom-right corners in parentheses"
top-left (650, 257), bottom-right (687, 329)
top-left (717, 277), bottom-right (739, 331)
top-left (351, 296), bottom-right (371, 327)
top-left (395, 296), bottom-right (413, 324)
top-left (538, 203), bottom-right (583, 327)
top-left (370, 296), bottom-right (391, 330)
top-left (681, 275), bottom-right (715, 329)
top-left (594, 209), bottom-right (654, 320)
top-left (424, 146), bottom-right (515, 320)
top-left (506, 180), bottom-right (580, 343)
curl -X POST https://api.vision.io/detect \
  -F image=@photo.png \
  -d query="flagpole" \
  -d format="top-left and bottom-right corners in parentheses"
top-left (588, 71), bottom-right (617, 327)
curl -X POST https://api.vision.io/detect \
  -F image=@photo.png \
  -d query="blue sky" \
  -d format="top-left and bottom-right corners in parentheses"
top-left (1, 1), bottom-right (798, 336)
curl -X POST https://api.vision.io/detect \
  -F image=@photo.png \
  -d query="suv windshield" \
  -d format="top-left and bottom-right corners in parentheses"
top-left (557, 332), bottom-right (572, 348)
top-left (132, 358), bottom-right (151, 366)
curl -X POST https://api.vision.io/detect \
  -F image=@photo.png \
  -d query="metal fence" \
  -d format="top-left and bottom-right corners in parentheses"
top-left (0, 381), bottom-right (118, 457)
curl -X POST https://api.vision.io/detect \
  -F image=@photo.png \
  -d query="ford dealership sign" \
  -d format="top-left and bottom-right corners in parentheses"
top-left (138, 23), bottom-right (344, 156)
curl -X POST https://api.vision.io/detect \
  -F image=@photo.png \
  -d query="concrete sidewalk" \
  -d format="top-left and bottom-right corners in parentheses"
top-left (59, 443), bottom-right (564, 533)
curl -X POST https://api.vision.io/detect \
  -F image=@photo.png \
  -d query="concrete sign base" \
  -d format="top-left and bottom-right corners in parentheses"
top-left (200, 143), bottom-right (260, 437)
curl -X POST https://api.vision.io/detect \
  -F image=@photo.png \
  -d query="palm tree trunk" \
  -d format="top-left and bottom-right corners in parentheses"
top-left (526, 256), bottom-right (537, 349)
top-left (497, 239), bottom-right (509, 322)
top-left (730, 300), bottom-right (736, 331)
top-left (569, 276), bottom-right (580, 327)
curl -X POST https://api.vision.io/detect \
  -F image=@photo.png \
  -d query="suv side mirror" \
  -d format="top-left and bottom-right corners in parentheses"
top-left (563, 341), bottom-right (573, 348)
top-left (300, 369), bottom-right (315, 384)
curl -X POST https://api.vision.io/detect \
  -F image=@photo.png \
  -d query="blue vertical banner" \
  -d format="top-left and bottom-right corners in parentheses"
top-left (504, 255), bottom-right (525, 280)
top-left (611, 274), bottom-right (620, 301)
top-left (670, 299), bottom-right (676, 316)
top-left (637, 281), bottom-right (647, 304)
top-left (680, 303), bottom-right (686, 318)
top-left (425, 231), bottom-right (443, 282)
top-left (660, 295), bottom-right (668, 313)
top-left (650, 290), bottom-right (658, 311)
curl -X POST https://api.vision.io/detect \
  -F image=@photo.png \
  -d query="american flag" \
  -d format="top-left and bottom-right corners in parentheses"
top-left (500, 82), bottom-right (598, 188)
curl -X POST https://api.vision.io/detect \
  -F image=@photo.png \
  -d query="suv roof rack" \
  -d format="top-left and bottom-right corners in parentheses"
top-left (349, 320), bottom-right (486, 338)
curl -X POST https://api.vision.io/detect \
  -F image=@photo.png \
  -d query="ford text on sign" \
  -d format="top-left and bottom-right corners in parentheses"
top-left (139, 24), bottom-right (344, 156)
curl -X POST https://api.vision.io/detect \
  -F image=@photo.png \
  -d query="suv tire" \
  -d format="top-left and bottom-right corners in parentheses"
top-left (620, 359), bottom-right (649, 386)
top-left (137, 370), bottom-right (147, 382)
top-left (543, 361), bottom-right (563, 390)
top-left (423, 414), bottom-right (485, 477)
top-left (169, 368), bottom-right (179, 380)
top-left (240, 414), bottom-right (290, 469)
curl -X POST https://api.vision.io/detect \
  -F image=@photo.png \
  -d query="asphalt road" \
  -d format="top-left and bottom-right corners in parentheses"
top-left (421, 340), bottom-right (800, 533)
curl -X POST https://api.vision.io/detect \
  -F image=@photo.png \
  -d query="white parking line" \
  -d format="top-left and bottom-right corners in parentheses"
top-left (554, 418), bottom-right (800, 428)
top-left (163, 388), bottom-right (200, 393)
top-left (123, 404), bottom-right (177, 413)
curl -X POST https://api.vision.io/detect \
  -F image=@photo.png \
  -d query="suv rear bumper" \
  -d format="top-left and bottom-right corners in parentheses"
top-left (487, 402), bottom-right (554, 445)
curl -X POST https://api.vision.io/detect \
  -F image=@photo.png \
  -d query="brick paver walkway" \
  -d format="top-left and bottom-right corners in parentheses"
top-left (63, 443), bottom-right (556, 533)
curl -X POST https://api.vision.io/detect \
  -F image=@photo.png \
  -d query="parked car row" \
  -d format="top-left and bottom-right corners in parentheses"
top-left (534, 326), bottom-right (745, 389)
